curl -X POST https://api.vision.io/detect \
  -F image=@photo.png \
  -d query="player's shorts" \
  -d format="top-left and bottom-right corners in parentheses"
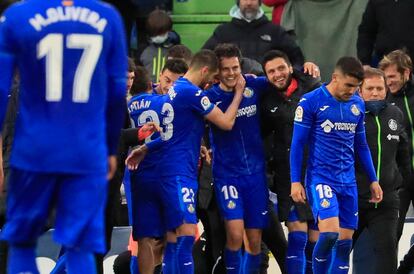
top-left (214, 172), bottom-right (269, 229)
top-left (1, 168), bottom-right (107, 253)
top-left (287, 204), bottom-right (318, 230)
top-left (306, 182), bottom-right (358, 230)
top-left (130, 173), bottom-right (198, 239)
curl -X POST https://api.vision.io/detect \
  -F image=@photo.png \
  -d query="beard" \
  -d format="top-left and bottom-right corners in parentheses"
top-left (241, 8), bottom-right (258, 20)
top-left (272, 74), bottom-right (293, 92)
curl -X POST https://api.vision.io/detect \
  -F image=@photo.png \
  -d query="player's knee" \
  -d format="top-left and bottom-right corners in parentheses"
top-left (226, 230), bottom-right (244, 249)
top-left (287, 220), bottom-right (308, 232)
top-left (316, 232), bottom-right (338, 253)
top-left (176, 223), bottom-right (196, 237)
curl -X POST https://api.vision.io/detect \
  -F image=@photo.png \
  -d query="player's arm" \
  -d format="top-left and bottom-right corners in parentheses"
top-left (290, 98), bottom-right (313, 203)
top-left (204, 75), bottom-right (245, 130)
top-left (354, 112), bottom-right (382, 203)
top-left (121, 122), bottom-right (160, 147)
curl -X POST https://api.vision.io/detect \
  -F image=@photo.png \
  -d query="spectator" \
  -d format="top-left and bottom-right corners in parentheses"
top-left (202, 0), bottom-right (304, 67)
top-left (262, 0), bottom-right (288, 25)
top-left (166, 44), bottom-right (193, 66)
top-left (140, 9), bottom-right (181, 83)
top-left (357, 0), bottom-right (414, 67)
top-left (354, 67), bottom-right (410, 274)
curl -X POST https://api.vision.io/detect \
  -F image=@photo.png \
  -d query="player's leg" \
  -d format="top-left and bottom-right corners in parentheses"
top-left (307, 183), bottom-right (340, 274)
top-left (1, 168), bottom-right (58, 274)
top-left (214, 177), bottom-right (245, 274)
top-left (162, 231), bottom-right (177, 274)
top-left (305, 227), bottom-right (319, 274)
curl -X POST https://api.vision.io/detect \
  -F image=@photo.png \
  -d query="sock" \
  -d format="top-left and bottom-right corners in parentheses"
top-left (176, 236), bottom-right (195, 274)
top-left (330, 239), bottom-right (352, 274)
top-left (163, 242), bottom-right (177, 274)
top-left (8, 245), bottom-right (39, 274)
top-left (224, 248), bottom-right (242, 274)
top-left (242, 252), bottom-right (261, 274)
top-left (286, 231), bottom-right (307, 274)
top-left (65, 248), bottom-right (97, 274)
top-left (312, 232), bottom-right (338, 274)
top-left (130, 255), bottom-right (139, 274)
top-left (305, 241), bottom-right (316, 274)
top-left (50, 253), bottom-right (67, 274)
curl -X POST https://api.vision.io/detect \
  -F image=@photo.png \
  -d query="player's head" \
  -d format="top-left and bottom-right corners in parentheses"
top-left (379, 49), bottom-right (412, 94)
top-left (158, 59), bottom-right (188, 94)
top-left (359, 67), bottom-right (387, 101)
top-left (214, 43), bottom-right (242, 91)
top-left (262, 50), bottom-right (293, 92)
top-left (188, 49), bottom-right (219, 89)
top-left (127, 57), bottom-right (137, 93)
top-left (330, 56), bottom-right (364, 101)
top-left (146, 9), bottom-right (172, 44)
top-left (166, 45), bottom-right (193, 66)
top-left (130, 66), bottom-right (152, 96)
top-left (237, 0), bottom-right (262, 21)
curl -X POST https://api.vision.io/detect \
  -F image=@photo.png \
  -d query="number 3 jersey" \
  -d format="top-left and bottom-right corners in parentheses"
top-left (0, 0), bottom-right (127, 173)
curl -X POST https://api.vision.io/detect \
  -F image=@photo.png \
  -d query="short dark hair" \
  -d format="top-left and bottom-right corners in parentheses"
top-left (189, 49), bottom-right (219, 72)
top-left (261, 50), bottom-right (291, 71)
top-left (130, 66), bottom-right (151, 96)
top-left (146, 9), bottom-right (172, 37)
top-left (128, 57), bottom-right (136, 73)
top-left (214, 43), bottom-right (242, 64)
top-left (166, 45), bottom-right (193, 65)
top-left (162, 59), bottom-right (188, 75)
top-left (379, 49), bottom-right (413, 75)
top-left (335, 56), bottom-right (364, 82)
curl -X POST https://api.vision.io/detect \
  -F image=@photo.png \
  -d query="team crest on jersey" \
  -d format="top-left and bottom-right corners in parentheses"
top-left (243, 87), bottom-right (254, 98)
top-left (388, 119), bottom-right (398, 131)
top-left (187, 204), bottom-right (195, 213)
top-left (350, 104), bottom-right (360, 116)
top-left (294, 106), bottom-right (304, 122)
top-left (320, 199), bottom-right (330, 208)
top-left (227, 200), bottom-right (236, 209)
top-left (201, 96), bottom-right (211, 110)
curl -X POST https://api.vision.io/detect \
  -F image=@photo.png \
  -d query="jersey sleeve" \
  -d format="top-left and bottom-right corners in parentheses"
top-left (293, 95), bottom-right (314, 128)
top-left (249, 75), bottom-right (269, 97)
top-left (188, 89), bottom-right (214, 116)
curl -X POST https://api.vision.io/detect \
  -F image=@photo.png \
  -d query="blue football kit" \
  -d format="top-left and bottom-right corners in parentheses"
top-left (206, 75), bottom-right (269, 229)
top-left (0, 0), bottom-right (127, 256)
top-left (290, 84), bottom-right (377, 229)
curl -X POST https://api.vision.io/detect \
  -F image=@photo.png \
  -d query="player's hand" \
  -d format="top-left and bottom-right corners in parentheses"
top-left (303, 62), bottom-right (320, 78)
top-left (234, 75), bottom-right (246, 96)
top-left (107, 156), bottom-right (117, 180)
top-left (200, 145), bottom-right (212, 165)
top-left (369, 181), bottom-right (383, 203)
top-left (291, 182), bottom-right (307, 203)
top-left (125, 145), bottom-right (148, 170)
top-left (138, 122), bottom-right (160, 141)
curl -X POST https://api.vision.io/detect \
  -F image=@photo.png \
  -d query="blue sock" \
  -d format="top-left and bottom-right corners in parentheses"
top-left (286, 231), bottom-right (307, 274)
top-left (242, 252), bottom-right (261, 274)
top-left (305, 241), bottom-right (315, 274)
top-left (224, 248), bottom-right (242, 274)
top-left (312, 232), bottom-right (338, 274)
top-left (50, 253), bottom-right (67, 274)
top-left (8, 245), bottom-right (39, 274)
top-left (130, 255), bottom-right (139, 274)
top-left (162, 242), bottom-right (177, 274)
top-left (330, 239), bottom-right (352, 274)
top-left (65, 248), bottom-right (97, 274)
top-left (176, 236), bottom-right (195, 274)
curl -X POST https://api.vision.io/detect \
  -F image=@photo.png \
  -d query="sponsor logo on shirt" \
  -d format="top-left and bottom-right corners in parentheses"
top-left (319, 105), bottom-right (330, 111)
top-left (260, 34), bottom-right (271, 42)
top-left (237, 104), bottom-right (257, 117)
top-left (387, 134), bottom-right (400, 141)
top-left (294, 106), bottom-right (303, 122)
top-left (201, 96), bottom-right (211, 110)
top-left (321, 119), bottom-right (357, 133)
top-left (351, 104), bottom-right (360, 116)
top-left (388, 119), bottom-right (398, 131)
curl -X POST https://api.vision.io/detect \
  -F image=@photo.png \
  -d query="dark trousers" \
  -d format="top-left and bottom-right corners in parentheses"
top-left (397, 187), bottom-right (414, 240)
top-left (353, 206), bottom-right (399, 274)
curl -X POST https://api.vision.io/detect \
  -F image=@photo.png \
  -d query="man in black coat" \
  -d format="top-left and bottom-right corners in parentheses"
top-left (354, 67), bottom-right (410, 274)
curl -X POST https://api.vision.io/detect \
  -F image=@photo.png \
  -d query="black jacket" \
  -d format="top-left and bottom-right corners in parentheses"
top-left (357, 0), bottom-right (414, 65)
top-left (355, 104), bottom-right (410, 209)
top-left (203, 15), bottom-right (304, 67)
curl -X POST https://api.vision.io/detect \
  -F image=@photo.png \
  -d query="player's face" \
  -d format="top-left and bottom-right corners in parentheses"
top-left (383, 64), bottom-right (409, 94)
top-left (200, 68), bottom-right (219, 89)
top-left (159, 69), bottom-right (184, 95)
top-left (332, 72), bottom-right (361, 101)
top-left (218, 57), bottom-right (241, 90)
top-left (265, 57), bottom-right (293, 91)
top-left (127, 71), bottom-right (135, 93)
top-left (239, 0), bottom-right (260, 20)
top-left (360, 76), bottom-right (387, 101)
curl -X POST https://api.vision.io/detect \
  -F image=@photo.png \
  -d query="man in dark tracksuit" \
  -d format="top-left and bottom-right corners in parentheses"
top-left (354, 67), bottom-right (410, 274)
top-left (260, 50), bottom-right (320, 273)
top-left (379, 50), bottom-right (414, 274)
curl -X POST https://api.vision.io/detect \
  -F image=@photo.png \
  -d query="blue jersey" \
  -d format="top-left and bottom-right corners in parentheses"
top-left (128, 93), bottom-right (168, 178)
top-left (0, 0), bottom-right (127, 173)
top-left (290, 84), bottom-right (376, 186)
top-left (206, 76), bottom-right (268, 178)
top-left (156, 77), bottom-right (214, 179)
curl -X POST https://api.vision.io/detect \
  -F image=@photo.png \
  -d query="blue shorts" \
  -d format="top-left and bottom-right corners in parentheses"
top-left (214, 172), bottom-right (269, 229)
top-left (130, 173), bottom-right (198, 239)
top-left (1, 168), bottom-right (107, 253)
top-left (306, 183), bottom-right (358, 230)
